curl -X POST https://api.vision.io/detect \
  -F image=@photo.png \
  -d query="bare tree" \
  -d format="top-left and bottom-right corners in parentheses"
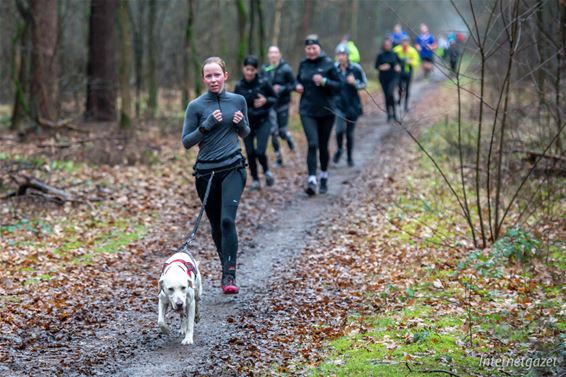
top-left (30, 0), bottom-right (59, 125)
top-left (183, 0), bottom-right (201, 105)
top-left (271, 0), bottom-right (283, 46)
top-left (236, 0), bottom-right (247, 68)
top-left (10, 0), bottom-right (32, 131)
top-left (147, 0), bottom-right (157, 118)
top-left (85, 0), bottom-right (118, 122)
top-left (118, 0), bottom-right (133, 129)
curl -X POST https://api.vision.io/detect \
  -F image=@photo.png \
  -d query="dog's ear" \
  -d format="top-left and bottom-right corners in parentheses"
top-left (187, 277), bottom-right (194, 289)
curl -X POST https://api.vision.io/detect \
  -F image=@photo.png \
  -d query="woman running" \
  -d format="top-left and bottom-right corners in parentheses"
top-left (296, 34), bottom-right (341, 195)
top-left (375, 38), bottom-right (401, 122)
top-left (182, 57), bottom-right (250, 294)
top-left (415, 23), bottom-right (437, 78)
top-left (333, 44), bottom-right (367, 167)
top-left (235, 55), bottom-right (277, 191)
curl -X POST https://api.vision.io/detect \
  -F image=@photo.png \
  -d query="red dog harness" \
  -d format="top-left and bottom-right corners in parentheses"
top-left (161, 259), bottom-right (197, 277)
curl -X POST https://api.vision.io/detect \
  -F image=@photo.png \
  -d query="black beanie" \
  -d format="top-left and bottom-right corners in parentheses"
top-left (243, 55), bottom-right (259, 68)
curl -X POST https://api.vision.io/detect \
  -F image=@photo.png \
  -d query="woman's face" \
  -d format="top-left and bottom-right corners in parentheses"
top-left (202, 63), bottom-right (228, 93)
top-left (383, 39), bottom-right (392, 51)
top-left (243, 65), bottom-right (257, 82)
top-left (305, 44), bottom-right (321, 60)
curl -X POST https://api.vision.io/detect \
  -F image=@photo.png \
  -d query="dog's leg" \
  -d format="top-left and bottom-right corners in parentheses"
top-left (181, 291), bottom-right (195, 345)
top-left (158, 296), bottom-right (170, 334)
top-left (195, 284), bottom-right (201, 324)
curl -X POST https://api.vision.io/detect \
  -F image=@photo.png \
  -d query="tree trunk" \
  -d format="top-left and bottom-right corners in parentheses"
top-left (236, 0), bottom-right (247, 68)
top-left (130, 0), bottom-right (145, 118)
top-left (248, 0), bottom-right (255, 54)
top-left (147, 0), bottom-right (157, 118)
top-left (11, 0), bottom-right (32, 131)
top-left (183, 0), bottom-right (201, 106)
top-left (271, 0), bottom-right (283, 46)
top-left (30, 0), bottom-right (59, 124)
top-left (85, 0), bottom-right (118, 122)
top-left (350, 0), bottom-right (359, 41)
top-left (256, 0), bottom-right (266, 59)
top-left (118, 0), bottom-right (132, 129)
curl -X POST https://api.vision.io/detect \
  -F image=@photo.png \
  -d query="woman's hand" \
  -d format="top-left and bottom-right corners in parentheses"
top-left (211, 109), bottom-right (223, 123)
top-left (273, 84), bottom-right (281, 94)
top-left (346, 74), bottom-right (356, 85)
top-left (233, 111), bottom-right (244, 124)
top-left (379, 63), bottom-right (391, 71)
top-left (295, 83), bottom-right (304, 93)
top-left (201, 109), bottom-right (222, 132)
top-left (394, 64), bottom-right (401, 73)
top-left (254, 94), bottom-right (267, 108)
top-left (313, 74), bottom-right (324, 86)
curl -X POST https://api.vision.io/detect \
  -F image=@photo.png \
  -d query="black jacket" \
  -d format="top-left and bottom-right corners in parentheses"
top-left (234, 76), bottom-right (276, 125)
top-left (296, 53), bottom-right (341, 117)
top-left (335, 62), bottom-right (367, 121)
top-left (260, 59), bottom-right (295, 108)
top-left (375, 50), bottom-right (401, 82)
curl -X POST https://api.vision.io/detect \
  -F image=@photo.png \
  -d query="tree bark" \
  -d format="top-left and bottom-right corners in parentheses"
top-left (183, 0), bottom-right (201, 105)
top-left (256, 0), bottom-right (266, 59)
top-left (85, 0), bottom-right (118, 122)
top-left (118, 0), bottom-right (132, 129)
top-left (271, 0), bottom-right (283, 46)
top-left (248, 0), bottom-right (255, 54)
top-left (130, 0), bottom-right (145, 118)
top-left (11, 0), bottom-right (32, 131)
top-left (147, 0), bottom-right (157, 118)
top-left (30, 0), bottom-right (59, 124)
top-left (236, 0), bottom-right (247, 68)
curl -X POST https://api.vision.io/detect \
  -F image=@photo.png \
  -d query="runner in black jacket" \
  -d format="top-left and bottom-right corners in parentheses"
top-left (296, 35), bottom-right (341, 196)
top-left (261, 46), bottom-right (296, 167)
top-left (375, 38), bottom-right (401, 122)
top-left (333, 44), bottom-right (367, 167)
top-left (234, 55), bottom-right (277, 191)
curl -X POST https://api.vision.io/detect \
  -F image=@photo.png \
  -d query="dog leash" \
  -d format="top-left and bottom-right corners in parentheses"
top-left (179, 171), bottom-right (215, 253)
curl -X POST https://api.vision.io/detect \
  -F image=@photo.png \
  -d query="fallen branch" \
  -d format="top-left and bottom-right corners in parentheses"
top-left (405, 362), bottom-right (462, 377)
top-left (511, 149), bottom-right (566, 163)
top-left (37, 116), bottom-right (89, 132)
top-left (4, 175), bottom-right (70, 203)
top-left (37, 136), bottom-right (126, 149)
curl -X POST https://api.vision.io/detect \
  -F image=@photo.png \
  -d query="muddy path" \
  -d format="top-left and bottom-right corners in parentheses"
top-left (93, 78), bottom-right (441, 377)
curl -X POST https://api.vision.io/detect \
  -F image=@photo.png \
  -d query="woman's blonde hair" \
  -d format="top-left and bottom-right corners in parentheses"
top-left (201, 57), bottom-right (227, 76)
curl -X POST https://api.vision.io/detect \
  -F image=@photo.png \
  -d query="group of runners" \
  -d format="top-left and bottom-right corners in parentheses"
top-left (181, 24), bottom-right (448, 293)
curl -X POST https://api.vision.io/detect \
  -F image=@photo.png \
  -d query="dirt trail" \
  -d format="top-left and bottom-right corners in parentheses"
top-left (84, 77), bottom-right (441, 377)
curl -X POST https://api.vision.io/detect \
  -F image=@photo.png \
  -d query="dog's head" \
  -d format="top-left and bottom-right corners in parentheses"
top-left (159, 267), bottom-right (195, 313)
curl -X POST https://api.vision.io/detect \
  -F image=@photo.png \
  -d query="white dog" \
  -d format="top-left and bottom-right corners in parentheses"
top-left (158, 251), bottom-right (202, 345)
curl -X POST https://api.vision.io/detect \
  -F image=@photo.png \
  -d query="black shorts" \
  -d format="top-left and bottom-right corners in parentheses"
top-left (422, 56), bottom-right (433, 63)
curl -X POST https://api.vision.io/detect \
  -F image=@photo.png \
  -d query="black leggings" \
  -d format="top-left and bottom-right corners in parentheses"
top-left (195, 166), bottom-right (246, 277)
top-left (398, 72), bottom-right (412, 110)
top-left (270, 107), bottom-right (292, 153)
top-left (335, 115), bottom-right (357, 160)
top-left (300, 114), bottom-right (335, 176)
top-left (380, 75), bottom-right (398, 116)
top-left (244, 119), bottom-right (271, 180)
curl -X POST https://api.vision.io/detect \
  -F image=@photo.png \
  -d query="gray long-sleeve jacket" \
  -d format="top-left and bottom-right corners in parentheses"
top-left (182, 90), bottom-right (250, 171)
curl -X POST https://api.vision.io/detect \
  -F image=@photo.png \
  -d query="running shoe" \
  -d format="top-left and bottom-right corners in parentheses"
top-left (287, 136), bottom-right (296, 151)
top-left (333, 149), bottom-right (342, 164)
top-left (221, 274), bottom-right (239, 294)
top-left (348, 158), bottom-right (355, 167)
top-left (250, 180), bottom-right (261, 191)
top-left (319, 178), bottom-right (328, 194)
top-left (305, 181), bottom-right (317, 196)
top-left (265, 171), bottom-right (275, 187)
top-left (275, 152), bottom-right (283, 167)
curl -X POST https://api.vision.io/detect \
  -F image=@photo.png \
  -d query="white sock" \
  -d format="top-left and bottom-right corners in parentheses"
top-left (308, 175), bottom-right (317, 184)
top-left (320, 171), bottom-right (328, 179)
